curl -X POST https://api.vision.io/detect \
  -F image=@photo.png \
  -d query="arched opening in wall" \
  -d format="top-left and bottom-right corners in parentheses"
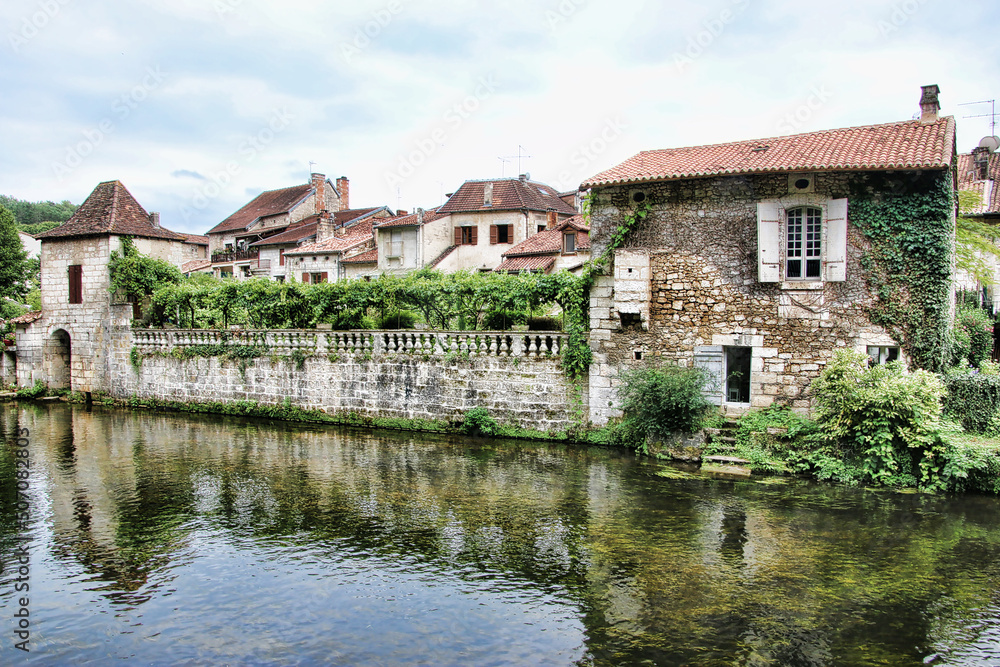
top-left (47, 329), bottom-right (72, 390)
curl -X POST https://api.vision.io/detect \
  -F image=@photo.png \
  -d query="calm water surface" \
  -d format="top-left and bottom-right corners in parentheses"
top-left (1, 403), bottom-right (999, 666)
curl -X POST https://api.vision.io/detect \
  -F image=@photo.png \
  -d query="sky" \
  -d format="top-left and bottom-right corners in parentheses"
top-left (2, 0), bottom-right (999, 236)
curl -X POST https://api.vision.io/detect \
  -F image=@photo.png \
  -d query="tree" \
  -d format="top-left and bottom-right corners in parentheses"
top-left (0, 204), bottom-right (30, 302)
top-left (108, 237), bottom-right (183, 304)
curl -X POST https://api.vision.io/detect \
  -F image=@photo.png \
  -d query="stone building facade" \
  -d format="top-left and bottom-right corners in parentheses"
top-left (583, 86), bottom-right (957, 423)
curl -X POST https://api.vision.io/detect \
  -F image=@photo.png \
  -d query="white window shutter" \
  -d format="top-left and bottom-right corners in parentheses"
top-left (825, 198), bottom-right (848, 282)
top-left (757, 202), bottom-right (781, 282)
top-left (693, 346), bottom-right (724, 405)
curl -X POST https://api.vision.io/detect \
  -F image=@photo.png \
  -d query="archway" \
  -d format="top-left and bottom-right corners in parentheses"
top-left (47, 329), bottom-right (72, 390)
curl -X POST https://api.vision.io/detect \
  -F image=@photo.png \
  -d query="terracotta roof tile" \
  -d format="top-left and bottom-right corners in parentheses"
top-left (206, 183), bottom-right (313, 234)
top-left (582, 117), bottom-right (956, 188)
top-left (285, 219), bottom-right (374, 255)
top-left (438, 178), bottom-right (577, 215)
top-left (495, 256), bottom-right (556, 273)
top-left (9, 310), bottom-right (42, 325)
top-left (181, 234), bottom-right (209, 245)
top-left (373, 207), bottom-right (448, 229)
top-left (35, 181), bottom-right (187, 241)
top-left (181, 259), bottom-right (213, 273)
top-left (428, 245), bottom-right (457, 268)
top-left (957, 152), bottom-right (1000, 214)
top-left (342, 248), bottom-right (378, 264)
top-left (248, 208), bottom-right (384, 247)
top-left (503, 216), bottom-right (590, 257)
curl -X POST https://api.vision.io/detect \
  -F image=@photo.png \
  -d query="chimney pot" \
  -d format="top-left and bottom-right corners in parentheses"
top-left (919, 84), bottom-right (941, 124)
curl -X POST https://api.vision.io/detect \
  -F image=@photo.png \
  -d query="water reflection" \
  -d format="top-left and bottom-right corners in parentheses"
top-left (0, 403), bottom-right (999, 665)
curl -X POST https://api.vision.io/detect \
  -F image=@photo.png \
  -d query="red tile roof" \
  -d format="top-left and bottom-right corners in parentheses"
top-left (35, 181), bottom-right (187, 241)
top-left (957, 152), bottom-right (1000, 215)
top-left (9, 310), bottom-right (42, 325)
top-left (495, 256), bottom-right (556, 273)
top-left (503, 216), bottom-right (591, 257)
top-left (248, 208), bottom-right (384, 247)
top-left (342, 248), bottom-right (378, 264)
top-left (582, 117), bottom-right (957, 188)
top-left (206, 183), bottom-right (313, 234)
top-left (428, 245), bottom-right (457, 268)
top-left (438, 178), bottom-right (578, 215)
top-left (180, 233), bottom-right (209, 245)
top-left (181, 259), bottom-right (213, 273)
top-left (285, 219), bottom-right (374, 255)
top-left (373, 207), bottom-right (448, 229)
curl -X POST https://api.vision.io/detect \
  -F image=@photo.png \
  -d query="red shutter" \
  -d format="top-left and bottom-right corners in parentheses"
top-left (68, 265), bottom-right (83, 304)
top-left (470, 226), bottom-right (478, 245)
top-left (320, 272), bottom-right (328, 283)
top-left (302, 272), bottom-right (310, 283)
top-left (490, 225), bottom-right (498, 244)
top-left (279, 249), bottom-right (285, 266)
top-left (454, 227), bottom-right (463, 245)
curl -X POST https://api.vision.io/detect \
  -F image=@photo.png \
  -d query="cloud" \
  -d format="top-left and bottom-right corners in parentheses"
top-left (171, 169), bottom-right (206, 180)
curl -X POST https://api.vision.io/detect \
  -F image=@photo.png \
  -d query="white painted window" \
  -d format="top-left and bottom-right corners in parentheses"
top-left (757, 197), bottom-right (848, 283)
top-left (786, 207), bottom-right (822, 279)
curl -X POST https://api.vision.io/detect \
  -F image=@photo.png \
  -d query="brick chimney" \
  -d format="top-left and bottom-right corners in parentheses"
top-left (149, 212), bottom-right (160, 228)
top-left (397, 209), bottom-right (408, 216)
top-left (336, 176), bottom-right (349, 211)
top-left (973, 146), bottom-right (991, 180)
top-left (316, 210), bottom-right (333, 243)
top-left (311, 173), bottom-right (326, 215)
top-left (919, 84), bottom-right (940, 124)
top-left (546, 210), bottom-right (557, 230)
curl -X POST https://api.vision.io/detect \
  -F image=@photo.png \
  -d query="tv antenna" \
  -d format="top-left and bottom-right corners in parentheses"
top-left (308, 160), bottom-right (317, 174)
top-left (498, 145), bottom-right (532, 176)
top-left (959, 99), bottom-right (998, 135)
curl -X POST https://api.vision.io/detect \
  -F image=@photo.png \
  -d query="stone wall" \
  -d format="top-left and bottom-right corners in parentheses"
top-left (112, 329), bottom-right (585, 431)
top-left (587, 171), bottom-right (946, 424)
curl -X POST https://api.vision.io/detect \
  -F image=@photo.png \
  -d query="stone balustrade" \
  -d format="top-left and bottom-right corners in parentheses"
top-left (132, 329), bottom-right (567, 358)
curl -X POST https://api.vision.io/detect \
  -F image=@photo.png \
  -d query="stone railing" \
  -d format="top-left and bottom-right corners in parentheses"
top-left (132, 329), bottom-right (567, 359)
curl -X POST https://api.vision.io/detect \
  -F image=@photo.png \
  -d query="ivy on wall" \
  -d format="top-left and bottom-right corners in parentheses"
top-left (849, 171), bottom-right (955, 371)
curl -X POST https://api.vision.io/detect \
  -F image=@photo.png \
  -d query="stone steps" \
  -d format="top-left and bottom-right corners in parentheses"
top-left (703, 420), bottom-right (750, 477)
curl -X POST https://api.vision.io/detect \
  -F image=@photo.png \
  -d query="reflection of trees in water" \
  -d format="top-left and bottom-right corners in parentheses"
top-left (4, 403), bottom-right (1000, 665)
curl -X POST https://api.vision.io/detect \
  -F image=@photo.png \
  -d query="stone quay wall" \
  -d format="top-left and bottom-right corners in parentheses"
top-left (112, 328), bottom-right (586, 432)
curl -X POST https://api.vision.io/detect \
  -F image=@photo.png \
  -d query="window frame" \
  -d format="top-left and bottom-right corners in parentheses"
top-left (562, 232), bottom-right (577, 255)
top-left (490, 224), bottom-right (512, 245)
top-left (68, 264), bottom-right (83, 304)
top-left (756, 196), bottom-right (848, 284)
top-left (785, 206), bottom-right (823, 280)
top-left (455, 226), bottom-right (478, 246)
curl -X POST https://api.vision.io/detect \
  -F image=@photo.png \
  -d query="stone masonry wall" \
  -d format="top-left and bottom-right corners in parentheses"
top-left (587, 172), bottom-right (925, 424)
top-left (111, 330), bottom-right (585, 432)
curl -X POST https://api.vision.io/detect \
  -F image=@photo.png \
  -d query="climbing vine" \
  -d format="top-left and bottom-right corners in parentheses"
top-left (849, 172), bottom-right (954, 371)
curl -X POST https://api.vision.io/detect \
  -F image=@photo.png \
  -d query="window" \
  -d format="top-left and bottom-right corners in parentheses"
top-left (786, 207), bottom-right (822, 279)
top-left (867, 346), bottom-right (899, 365)
top-left (756, 198), bottom-right (848, 283)
top-left (302, 272), bottom-right (328, 284)
top-left (538, 225), bottom-right (547, 234)
top-left (454, 226), bottom-right (478, 245)
top-left (68, 264), bottom-right (83, 304)
top-left (563, 232), bottom-right (576, 254)
top-left (279, 249), bottom-right (285, 266)
top-left (490, 224), bottom-right (512, 244)
top-left (725, 347), bottom-right (751, 403)
top-left (387, 230), bottom-right (403, 258)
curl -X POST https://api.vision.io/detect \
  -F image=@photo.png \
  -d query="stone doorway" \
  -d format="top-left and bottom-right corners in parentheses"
top-left (47, 329), bottom-right (72, 390)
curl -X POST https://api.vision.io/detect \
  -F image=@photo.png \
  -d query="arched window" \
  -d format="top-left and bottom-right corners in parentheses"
top-left (785, 206), bottom-right (822, 279)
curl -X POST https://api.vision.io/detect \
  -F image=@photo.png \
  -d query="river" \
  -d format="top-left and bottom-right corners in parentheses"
top-left (1, 402), bottom-right (999, 665)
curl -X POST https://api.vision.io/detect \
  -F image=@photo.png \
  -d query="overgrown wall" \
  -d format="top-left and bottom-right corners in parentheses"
top-left (112, 329), bottom-right (585, 432)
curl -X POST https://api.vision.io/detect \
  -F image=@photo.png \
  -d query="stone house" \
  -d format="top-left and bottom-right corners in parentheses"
top-left (955, 139), bottom-right (1000, 309)
top-left (12, 180), bottom-right (194, 393)
top-left (434, 175), bottom-right (578, 272)
top-left (247, 207), bottom-right (390, 282)
top-left (496, 215), bottom-right (591, 274)
top-left (582, 85), bottom-right (957, 423)
top-left (370, 207), bottom-right (453, 275)
top-left (282, 216), bottom-right (379, 283)
top-left (206, 172), bottom-right (348, 278)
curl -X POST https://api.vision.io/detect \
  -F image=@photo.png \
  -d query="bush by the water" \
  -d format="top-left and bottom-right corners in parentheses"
top-left (463, 407), bottom-right (501, 437)
top-left (942, 362), bottom-right (1000, 433)
top-left (611, 363), bottom-right (712, 448)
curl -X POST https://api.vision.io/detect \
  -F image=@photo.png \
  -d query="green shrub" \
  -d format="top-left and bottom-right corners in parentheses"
top-left (616, 362), bottom-right (712, 439)
top-left (942, 365), bottom-right (1000, 433)
top-left (16, 380), bottom-right (47, 399)
top-left (377, 310), bottom-right (418, 329)
top-left (463, 407), bottom-right (501, 437)
top-left (952, 306), bottom-right (994, 368)
top-left (810, 349), bottom-right (948, 490)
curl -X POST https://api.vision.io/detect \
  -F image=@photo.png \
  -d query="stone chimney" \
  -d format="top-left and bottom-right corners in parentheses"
top-left (919, 84), bottom-right (940, 124)
top-left (336, 176), bottom-right (349, 211)
top-left (316, 210), bottom-right (333, 243)
top-left (483, 182), bottom-right (493, 207)
top-left (546, 210), bottom-right (557, 230)
top-left (518, 173), bottom-right (528, 183)
top-left (417, 207), bottom-right (424, 225)
top-left (973, 146), bottom-right (991, 180)
top-left (149, 212), bottom-right (160, 228)
top-left (311, 173), bottom-right (326, 215)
